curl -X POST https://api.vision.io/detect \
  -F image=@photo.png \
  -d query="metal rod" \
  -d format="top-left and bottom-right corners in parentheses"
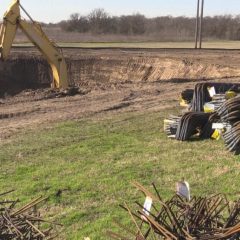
top-left (195, 0), bottom-right (200, 49)
top-left (19, 3), bottom-right (35, 23)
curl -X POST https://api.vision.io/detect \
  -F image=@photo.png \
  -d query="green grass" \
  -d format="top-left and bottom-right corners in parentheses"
top-left (13, 40), bottom-right (240, 49)
top-left (0, 109), bottom-right (240, 239)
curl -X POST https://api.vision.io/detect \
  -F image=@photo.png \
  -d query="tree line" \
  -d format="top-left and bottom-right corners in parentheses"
top-left (59, 9), bottom-right (240, 41)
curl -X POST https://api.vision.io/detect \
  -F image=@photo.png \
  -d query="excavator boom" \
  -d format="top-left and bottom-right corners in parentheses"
top-left (0, 0), bottom-right (19, 59)
top-left (0, 0), bottom-right (69, 89)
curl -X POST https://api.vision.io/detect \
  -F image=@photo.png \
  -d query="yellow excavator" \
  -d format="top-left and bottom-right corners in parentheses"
top-left (0, 0), bottom-right (69, 89)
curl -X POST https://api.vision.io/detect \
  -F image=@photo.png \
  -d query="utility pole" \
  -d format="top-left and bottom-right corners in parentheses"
top-left (199, 0), bottom-right (204, 49)
top-left (195, 0), bottom-right (200, 49)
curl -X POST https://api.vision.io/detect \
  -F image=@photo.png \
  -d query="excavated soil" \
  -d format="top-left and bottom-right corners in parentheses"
top-left (1, 48), bottom-right (240, 140)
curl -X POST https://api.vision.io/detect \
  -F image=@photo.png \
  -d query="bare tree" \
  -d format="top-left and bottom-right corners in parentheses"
top-left (58, 9), bottom-right (240, 41)
top-left (88, 8), bottom-right (110, 34)
top-left (119, 14), bottom-right (146, 35)
top-left (59, 13), bottom-right (89, 32)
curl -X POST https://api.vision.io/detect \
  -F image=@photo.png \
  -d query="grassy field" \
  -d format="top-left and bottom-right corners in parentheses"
top-left (13, 41), bottom-right (240, 49)
top-left (0, 108), bottom-right (240, 239)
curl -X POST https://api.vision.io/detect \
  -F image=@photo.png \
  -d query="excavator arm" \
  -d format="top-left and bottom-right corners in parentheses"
top-left (0, 0), bottom-right (69, 89)
top-left (0, 0), bottom-right (19, 60)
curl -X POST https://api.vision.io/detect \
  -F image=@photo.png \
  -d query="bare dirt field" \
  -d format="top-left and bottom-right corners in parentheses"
top-left (1, 48), bottom-right (240, 141)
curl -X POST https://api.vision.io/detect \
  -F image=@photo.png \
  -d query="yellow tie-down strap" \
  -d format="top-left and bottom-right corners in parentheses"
top-left (225, 91), bottom-right (237, 100)
top-left (180, 98), bottom-right (189, 107)
top-left (211, 129), bottom-right (221, 140)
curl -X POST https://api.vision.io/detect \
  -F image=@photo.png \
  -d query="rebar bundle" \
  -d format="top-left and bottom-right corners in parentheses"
top-left (165, 82), bottom-right (240, 154)
top-left (200, 111), bottom-right (220, 139)
top-left (175, 112), bottom-right (212, 141)
top-left (217, 96), bottom-right (240, 154)
top-left (164, 112), bottom-right (218, 141)
top-left (217, 96), bottom-right (240, 124)
top-left (191, 83), bottom-right (240, 112)
top-left (0, 190), bottom-right (61, 240)
top-left (164, 115), bottom-right (181, 138)
top-left (211, 94), bottom-right (226, 110)
top-left (222, 125), bottom-right (240, 154)
top-left (191, 83), bottom-right (211, 112)
top-left (180, 89), bottom-right (194, 105)
top-left (108, 182), bottom-right (240, 240)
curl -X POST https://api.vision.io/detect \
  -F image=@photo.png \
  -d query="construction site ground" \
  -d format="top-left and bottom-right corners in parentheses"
top-left (2, 48), bottom-right (240, 141)
top-left (1, 48), bottom-right (240, 239)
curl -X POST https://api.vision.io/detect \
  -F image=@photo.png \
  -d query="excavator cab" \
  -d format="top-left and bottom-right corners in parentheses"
top-left (0, 0), bottom-right (69, 89)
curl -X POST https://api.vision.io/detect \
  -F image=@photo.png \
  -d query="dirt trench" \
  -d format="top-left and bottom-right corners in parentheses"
top-left (1, 49), bottom-right (240, 97)
top-left (0, 56), bottom-right (51, 97)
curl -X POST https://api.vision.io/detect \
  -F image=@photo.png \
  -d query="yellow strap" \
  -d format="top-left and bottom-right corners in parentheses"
top-left (211, 130), bottom-right (220, 140)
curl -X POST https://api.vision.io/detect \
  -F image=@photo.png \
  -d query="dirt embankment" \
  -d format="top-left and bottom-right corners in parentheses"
top-left (70, 55), bottom-right (240, 86)
top-left (1, 48), bottom-right (240, 140)
top-left (0, 56), bottom-right (50, 97)
top-left (2, 49), bottom-right (240, 96)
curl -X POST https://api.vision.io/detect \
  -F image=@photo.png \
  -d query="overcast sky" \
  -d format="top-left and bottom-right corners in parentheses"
top-left (0, 0), bottom-right (240, 23)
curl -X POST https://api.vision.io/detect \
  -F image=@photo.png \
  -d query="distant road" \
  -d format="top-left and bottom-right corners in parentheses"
top-left (12, 41), bottom-right (240, 49)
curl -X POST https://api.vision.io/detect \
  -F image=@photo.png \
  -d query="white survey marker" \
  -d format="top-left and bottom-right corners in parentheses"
top-left (143, 196), bottom-right (153, 215)
top-left (208, 86), bottom-right (216, 97)
top-left (212, 123), bottom-right (225, 129)
top-left (176, 181), bottom-right (190, 201)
